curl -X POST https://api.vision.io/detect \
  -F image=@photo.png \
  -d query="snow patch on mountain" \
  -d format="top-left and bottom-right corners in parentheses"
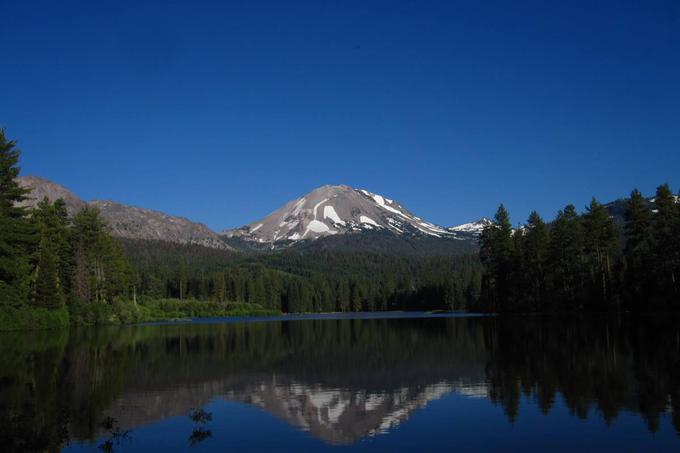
top-left (307, 220), bottom-right (333, 234)
top-left (324, 205), bottom-right (345, 225)
top-left (313, 198), bottom-right (328, 218)
top-left (360, 215), bottom-right (380, 227)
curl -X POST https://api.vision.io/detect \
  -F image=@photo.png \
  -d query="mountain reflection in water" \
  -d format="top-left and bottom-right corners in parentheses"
top-left (0, 314), bottom-right (679, 451)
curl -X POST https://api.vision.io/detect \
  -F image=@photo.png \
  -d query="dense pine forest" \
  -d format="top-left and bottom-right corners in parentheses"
top-left (0, 131), bottom-right (141, 328)
top-left (1, 128), bottom-right (679, 330)
top-left (479, 188), bottom-right (680, 312)
top-left (121, 240), bottom-right (482, 313)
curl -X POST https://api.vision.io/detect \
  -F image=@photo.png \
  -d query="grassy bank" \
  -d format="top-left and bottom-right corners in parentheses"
top-left (0, 299), bottom-right (281, 331)
top-left (0, 306), bottom-right (70, 331)
top-left (134, 299), bottom-right (282, 323)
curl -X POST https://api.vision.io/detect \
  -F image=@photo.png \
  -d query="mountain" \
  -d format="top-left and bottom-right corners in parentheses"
top-left (17, 177), bottom-right (485, 254)
top-left (447, 218), bottom-right (492, 237)
top-left (221, 185), bottom-right (478, 248)
top-left (17, 175), bottom-right (88, 215)
top-left (89, 200), bottom-right (229, 249)
top-left (17, 176), bottom-right (231, 250)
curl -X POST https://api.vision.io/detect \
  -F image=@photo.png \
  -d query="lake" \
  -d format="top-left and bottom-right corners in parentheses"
top-left (1, 313), bottom-right (679, 451)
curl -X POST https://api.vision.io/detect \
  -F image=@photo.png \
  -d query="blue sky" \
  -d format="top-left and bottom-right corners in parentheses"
top-left (2, 0), bottom-right (679, 230)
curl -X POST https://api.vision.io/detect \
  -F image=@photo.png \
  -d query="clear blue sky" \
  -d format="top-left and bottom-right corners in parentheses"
top-left (2, 0), bottom-right (679, 230)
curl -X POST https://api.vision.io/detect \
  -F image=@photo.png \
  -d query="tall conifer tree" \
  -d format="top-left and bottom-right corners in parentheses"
top-left (522, 211), bottom-right (549, 308)
top-left (547, 205), bottom-right (584, 307)
top-left (651, 184), bottom-right (679, 299)
top-left (623, 189), bottom-right (652, 305)
top-left (0, 129), bottom-right (32, 306)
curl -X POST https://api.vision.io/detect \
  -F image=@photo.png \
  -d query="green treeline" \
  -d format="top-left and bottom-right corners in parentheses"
top-left (480, 188), bottom-right (680, 312)
top-left (0, 130), bottom-right (138, 327)
top-left (123, 241), bottom-right (483, 313)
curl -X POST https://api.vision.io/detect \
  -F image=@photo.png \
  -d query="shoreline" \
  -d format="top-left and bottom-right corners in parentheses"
top-left (0, 306), bottom-right (483, 332)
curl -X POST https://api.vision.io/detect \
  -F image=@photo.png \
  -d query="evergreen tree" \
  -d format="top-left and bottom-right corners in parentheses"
top-left (522, 211), bottom-right (549, 309)
top-left (480, 204), bottom-right (514, 310)
top-left (30, 198), bottom-right (73, 308)
top-left (509, 228), bottom-right (525, 309)
top-left (623, 189), bottom-right (652, 306)
top-left (52, 199), bottom-right (73, 294)
top-left (582, 198), bottom-right (618, 307)
top-left (33, 234), bottom-right (64, 308)
top-left (0, 129), bottom-right (32, 306)
top-left (547, 205), bottom-right (584, 308)
top-left (651, 184), bottom-right (679, 300)
top-left (71, 207), bottom-right (133, 304)
top-left (213, 272), bottom-right (226, 302)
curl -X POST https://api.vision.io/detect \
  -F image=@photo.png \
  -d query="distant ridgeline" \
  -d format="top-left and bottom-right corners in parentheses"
top-left (479, 188), bottom-right (680, 312)
top-left (1, 128), bottom-right (679, 331)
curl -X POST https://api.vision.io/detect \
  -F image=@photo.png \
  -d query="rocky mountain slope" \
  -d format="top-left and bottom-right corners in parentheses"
top-left (89, 200), bottom-right (228, 249)
top-left (17, 175), bottom-right (88, 215)
top-left (17, 176), bottom-right (230, 250)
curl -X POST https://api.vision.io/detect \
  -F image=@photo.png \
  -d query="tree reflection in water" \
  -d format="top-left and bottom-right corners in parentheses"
top-left (0, 314), bottom-right (678, 451)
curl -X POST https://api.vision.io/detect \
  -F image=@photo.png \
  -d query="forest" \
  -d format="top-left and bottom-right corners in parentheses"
top-left (1, 127), bottom-right (679, 330)
top-left (122, 240), bottom-right (483, 313)
top-left (0, 129), bottom-right (481, 329)
top-left (479, 187), bottom-right (680, 312)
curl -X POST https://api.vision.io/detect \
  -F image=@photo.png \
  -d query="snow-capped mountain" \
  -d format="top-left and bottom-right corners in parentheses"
top-left (17, 176), bottom-right (487, 253)
top-left (221, 184), bottom-right (467, 244)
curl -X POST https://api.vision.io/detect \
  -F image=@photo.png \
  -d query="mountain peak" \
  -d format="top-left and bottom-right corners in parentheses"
top-left (221, 184), bottom-right (454, 243)
top-left (16, 175), bottom-right (87, 215)
top-left (17, 176), bottom-right (484, 253)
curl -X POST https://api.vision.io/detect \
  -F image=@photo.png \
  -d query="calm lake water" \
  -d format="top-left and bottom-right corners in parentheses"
top-left (1, 313), bottom-right (679, 451)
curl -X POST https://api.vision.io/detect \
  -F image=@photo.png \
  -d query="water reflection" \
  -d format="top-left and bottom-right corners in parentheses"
top-left (0, 315), bottom-right (678, 451)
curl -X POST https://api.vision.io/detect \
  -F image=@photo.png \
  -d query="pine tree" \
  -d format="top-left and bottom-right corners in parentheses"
top-left (651, 184), bottom-right (679, 299)
top-left (52, 199), bottom-right (73, 295)
top-left (480, 204), bottom-right (514, 310)
top-left (70, 207), bottom-right (133, 304)
top-left (623, 189), bottom-right (652, 306)
top-left (0, 129), bottom-right (33, 306)
top-left (522, 211), bottom-right (549, 309)
top-left (582, 198), bottom-right (618, 306)
top-left (31, 198), bottom-right (71, 308)
top-left (510, 228), bottom-right (525, 310)
top-left (33, 234), bottom-right (64, 308)
top-left (213, 272), bottom-right (226, 302)
top-left (547, 205), bottom-right (584, 308)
